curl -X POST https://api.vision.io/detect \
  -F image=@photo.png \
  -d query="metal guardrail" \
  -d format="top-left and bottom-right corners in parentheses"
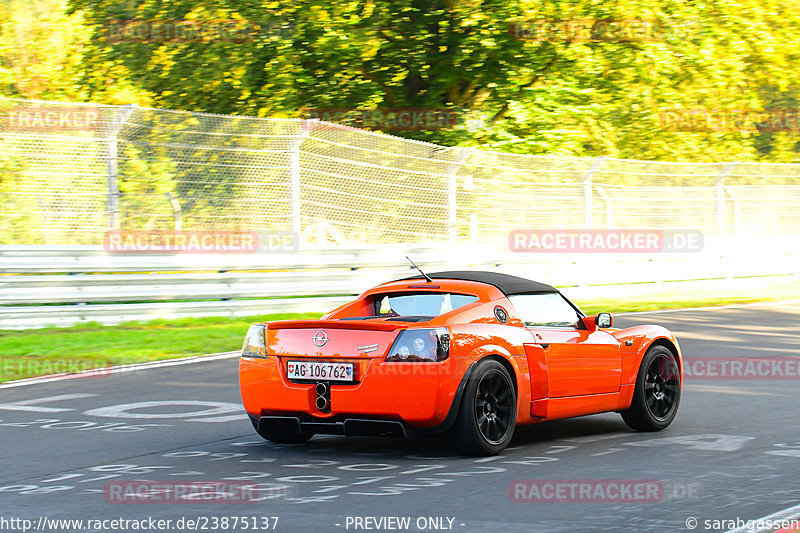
top-left (1, 242), bottom-right (797, 329)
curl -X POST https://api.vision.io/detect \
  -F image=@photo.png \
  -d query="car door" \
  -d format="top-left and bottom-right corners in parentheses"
top-left (509, 293), bottom-right (621, 397)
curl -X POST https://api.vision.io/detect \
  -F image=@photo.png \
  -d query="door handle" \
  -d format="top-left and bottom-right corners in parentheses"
top-left (540, 343), bottom-right (550, 349)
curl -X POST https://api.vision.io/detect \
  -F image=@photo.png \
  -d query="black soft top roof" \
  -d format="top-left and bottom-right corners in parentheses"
top-left (402, 270), bottom-right (557, 296)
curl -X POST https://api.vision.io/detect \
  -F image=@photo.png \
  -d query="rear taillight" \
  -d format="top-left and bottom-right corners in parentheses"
top-left (386, 328), bottom-right (449, 362)
top-left (241, 324), bottom-right (267, 359)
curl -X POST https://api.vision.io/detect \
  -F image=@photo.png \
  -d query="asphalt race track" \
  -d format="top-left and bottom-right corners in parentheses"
top-left (1, 303), bottom-right (799, 533)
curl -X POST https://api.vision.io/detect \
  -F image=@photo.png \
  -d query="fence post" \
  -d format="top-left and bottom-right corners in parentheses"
top-left (106, 104), bottom-right (137, 231)
top-left (448, 174), bottom-right (457, 243)
top-left (723, 185), bottom-right (742, 235)
top-left (290, 121), bottom-right (314, 245)
top-left (716, 162), bottom-right (737, 237)
top-left (445, 147), bottom-right (473, 244)
top-left (469, 213), bottom-right (478, 243)
top-left (594, 185), bottom-right (614, 228)
top-left (165, 193), bottom-right (182, 232)
top-left (582, 157), bottom-right (606, 228)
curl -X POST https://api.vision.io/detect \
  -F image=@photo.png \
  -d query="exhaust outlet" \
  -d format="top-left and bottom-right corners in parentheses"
top-left (314, 381), bottom-right (331, 412)
top-left (315, 395), bottom-right (329, 411)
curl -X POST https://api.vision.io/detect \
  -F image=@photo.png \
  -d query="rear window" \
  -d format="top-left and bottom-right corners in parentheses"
top-left (371, 292), bottom-right (479, 318)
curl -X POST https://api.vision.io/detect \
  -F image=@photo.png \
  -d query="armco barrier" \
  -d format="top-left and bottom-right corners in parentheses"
top-left (1, 240), bottom-right (796, 329)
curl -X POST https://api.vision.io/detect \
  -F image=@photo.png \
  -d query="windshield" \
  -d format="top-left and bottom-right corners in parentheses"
top-left (370, 292), bottom-right (479, 318)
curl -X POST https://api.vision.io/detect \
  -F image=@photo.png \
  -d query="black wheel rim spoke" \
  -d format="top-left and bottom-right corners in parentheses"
top-left (644, 353), bottom-right (680, 420)
top-left (494, 415), bottom-right (508, 434)
top-left (474, 370), bottom-right (514, 445)
top-left (487, 419), bottom-right (498, 440)
top-left (490, 377), bottom-right (502, 395)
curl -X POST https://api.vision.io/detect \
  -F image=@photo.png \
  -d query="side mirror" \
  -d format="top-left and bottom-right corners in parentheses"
top-left (596, 312), bottom-right (613, 329)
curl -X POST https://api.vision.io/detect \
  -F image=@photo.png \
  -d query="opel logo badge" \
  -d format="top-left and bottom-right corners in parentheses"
top-left (312, 331), bottom-right (328, 347)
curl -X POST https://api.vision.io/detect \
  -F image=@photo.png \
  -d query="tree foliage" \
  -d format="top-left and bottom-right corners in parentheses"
top-left (1, 0), bottom-right (800, 161)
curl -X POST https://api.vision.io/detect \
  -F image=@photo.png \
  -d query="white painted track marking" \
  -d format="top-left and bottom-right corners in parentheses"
top-left (0, 393), bottom-right (95, 412)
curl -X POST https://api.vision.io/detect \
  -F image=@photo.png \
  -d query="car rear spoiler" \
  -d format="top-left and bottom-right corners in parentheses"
top-left (263, 320), bottom-right (401, 332)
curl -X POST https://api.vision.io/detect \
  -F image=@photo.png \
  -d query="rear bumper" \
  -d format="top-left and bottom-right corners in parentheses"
top-left (239, 355), bottom-right (468, 430)
top-left (249, 414), bottom-right (413, 438)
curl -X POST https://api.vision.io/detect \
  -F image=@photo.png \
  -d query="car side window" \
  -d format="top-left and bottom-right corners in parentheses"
top-left (508, 293), bottom-right (582, 328)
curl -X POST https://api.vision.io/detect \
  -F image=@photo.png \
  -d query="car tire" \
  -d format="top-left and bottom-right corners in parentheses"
top-left (621, 345), bottom-right (681, 431)
top-left (448, 358), bottom-right (517, 456)
top-left (250, 417), bottom-right (314, 444)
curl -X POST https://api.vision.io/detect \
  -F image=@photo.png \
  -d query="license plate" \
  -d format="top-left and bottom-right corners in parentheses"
top-left (287, 361), bottom-right (354, 382)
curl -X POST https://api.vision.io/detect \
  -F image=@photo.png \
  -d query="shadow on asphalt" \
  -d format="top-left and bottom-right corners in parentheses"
top-left (236, 414), bottom-right (637, 459)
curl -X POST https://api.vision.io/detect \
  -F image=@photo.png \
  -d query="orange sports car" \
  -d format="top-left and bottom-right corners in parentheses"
top-left (239, 271), bottom-right (683, 455)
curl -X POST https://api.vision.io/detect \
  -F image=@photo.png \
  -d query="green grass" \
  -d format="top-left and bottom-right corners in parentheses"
top-left (575, 277), bottom-right (800, 314)
top-left (0, 313), bottom-right (320, 382)
top-left (580, 294), bottom-right (795, 315)
top-left (1, 278), bottom-right (799, 383)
